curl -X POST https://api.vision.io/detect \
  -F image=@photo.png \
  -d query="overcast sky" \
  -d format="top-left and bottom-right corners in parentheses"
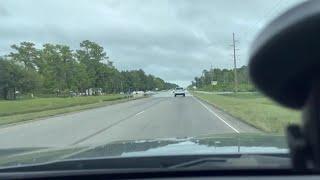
top-left (0, 0), bottom-right (305, 87)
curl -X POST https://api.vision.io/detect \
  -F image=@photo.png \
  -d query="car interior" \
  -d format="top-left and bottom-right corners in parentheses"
top-left (2, 0), bottom-right (320, 179)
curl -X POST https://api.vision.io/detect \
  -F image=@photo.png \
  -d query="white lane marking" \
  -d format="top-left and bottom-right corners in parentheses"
top-left (135, 110), bottom-right (145, 116)
top-left (192, 97), bottom-right (240, 133)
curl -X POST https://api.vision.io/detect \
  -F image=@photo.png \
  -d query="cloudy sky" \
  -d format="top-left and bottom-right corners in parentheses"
top-left (0, 0), bottom-right (304, 87)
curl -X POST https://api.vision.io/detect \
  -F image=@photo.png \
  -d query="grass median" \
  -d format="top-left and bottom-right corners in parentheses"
top-left (0, 95), bottom-right (137, 126)
top-left (192, 92), bottom-right (301, 134)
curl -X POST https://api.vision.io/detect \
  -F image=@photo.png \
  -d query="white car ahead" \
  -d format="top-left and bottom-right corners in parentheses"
top-left (173, 87), bottom-right (185, 97)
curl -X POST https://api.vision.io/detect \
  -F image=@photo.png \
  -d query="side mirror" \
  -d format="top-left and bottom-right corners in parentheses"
top-left (249, 0), bottom-right (320, 109)
top-left (248, 0), bottom-right (320, 169)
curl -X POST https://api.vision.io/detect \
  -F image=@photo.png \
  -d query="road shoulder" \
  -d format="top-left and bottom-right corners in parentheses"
top-left (192, 95), bottom-right (261, 133)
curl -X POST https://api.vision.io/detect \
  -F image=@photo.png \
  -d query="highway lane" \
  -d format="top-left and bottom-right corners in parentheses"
top-left (0, 91), bottom-right (259, 148)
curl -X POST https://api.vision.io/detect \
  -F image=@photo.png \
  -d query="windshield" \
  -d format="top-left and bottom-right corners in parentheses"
top-left (0, 0), bottom-right (305, 169)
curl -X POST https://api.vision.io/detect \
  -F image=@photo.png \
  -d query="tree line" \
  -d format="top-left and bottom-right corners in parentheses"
top-left (190, 65), bottom-right (256, 92)
top-left (0, 41), bottom-right (178, 100)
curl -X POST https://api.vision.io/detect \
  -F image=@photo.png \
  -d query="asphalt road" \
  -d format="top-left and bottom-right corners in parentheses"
top-left (0, 91), bottom-right (258, 148)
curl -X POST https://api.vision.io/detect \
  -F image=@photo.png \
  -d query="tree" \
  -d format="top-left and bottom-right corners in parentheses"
top-left (164, 82), bottom-right (178, 89)
top-left (76, 40), bottom-right (109, 91)
top-left (0, 58), bottom-right (41, 99)
top-left (192, 65), bottom-right (255, 92)
top-left (38, 43), bottom-right (95, 95)
top-left (39, 44), bottom-right (64, 94)
top-left (72, 63), bottom-right (90, 93)
top-left (1, 40), bottom-right (178, 99)
top-left (9, 42), bottom-right (39, 70)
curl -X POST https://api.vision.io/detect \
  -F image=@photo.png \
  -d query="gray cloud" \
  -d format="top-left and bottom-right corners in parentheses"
top-left (0, 5), bottom-right (9, 17)
top-left (0, 0), bottom-right (305, 86)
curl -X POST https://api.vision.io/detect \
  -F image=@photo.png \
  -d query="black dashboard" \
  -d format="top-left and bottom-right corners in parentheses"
top-left (0, 168), bottom-right (319, 179)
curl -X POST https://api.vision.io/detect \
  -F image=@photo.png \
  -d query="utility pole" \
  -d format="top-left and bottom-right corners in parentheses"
top-left (232, 32), bottom-right (238, 93)
top-left (210, 64), bottom-right (213, 84)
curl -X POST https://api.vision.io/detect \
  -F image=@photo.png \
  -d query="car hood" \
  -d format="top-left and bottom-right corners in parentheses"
top-left (0, 133), bottom-right (288, 168)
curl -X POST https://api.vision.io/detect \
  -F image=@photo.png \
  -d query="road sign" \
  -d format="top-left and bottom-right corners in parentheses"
top-left (211, 81), bottom-right (218, 85)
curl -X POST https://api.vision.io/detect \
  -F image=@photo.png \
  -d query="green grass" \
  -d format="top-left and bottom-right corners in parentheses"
top-left (220, 92), bottom-right (263, 99)
top-left (0, 98), bottom-right (137, 126)
top-left (193, 92), bottom-right (301, 134)
top-left (0, 95), bottom-right (144, 126)
top-left (0, 95), bottom-right (125, 117)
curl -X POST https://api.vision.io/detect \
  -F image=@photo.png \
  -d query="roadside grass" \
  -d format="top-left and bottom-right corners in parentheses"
top-left (0, 95), bottom-right (143, 126)
top-left (0, 95), bottom-right (125, 117)
top-left (193, 92), bottom-right (301, 134)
